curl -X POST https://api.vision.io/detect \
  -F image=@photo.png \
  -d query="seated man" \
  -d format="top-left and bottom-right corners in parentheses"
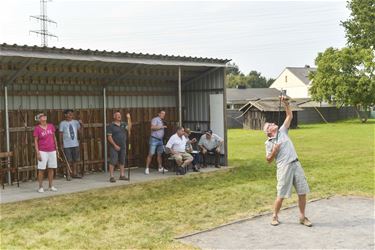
top-left (166, 127), bottom-right (193, 175)
top-left (184, 128), bottom-right (199, 172)
top-left (198, 130), bottom-right (224, 168)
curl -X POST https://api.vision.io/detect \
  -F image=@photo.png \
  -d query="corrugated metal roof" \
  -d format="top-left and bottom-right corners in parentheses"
top-left (0, 43), bottom-right (230, 67)
top-left (226, 88), bottom-right (282, 102)
top-left (286, 66), bottom-right (316, 85)
top-left (239, 98), bottom-right (302, 112)
top-left (292, 98), bottom-right (337, 108)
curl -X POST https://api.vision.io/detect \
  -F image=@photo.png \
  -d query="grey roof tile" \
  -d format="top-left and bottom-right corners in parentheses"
top-left (286, 66), bottom-right (316, 85)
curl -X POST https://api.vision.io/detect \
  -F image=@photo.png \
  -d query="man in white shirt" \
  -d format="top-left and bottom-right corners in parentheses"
top-left (166, 127), bottom-right (193, 175)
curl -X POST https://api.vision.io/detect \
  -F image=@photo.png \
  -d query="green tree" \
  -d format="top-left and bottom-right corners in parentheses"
top-left (226, 62), bottom-right (241, 75)
top-left (246, 71), bottom-right (274, 88)
top-left (310, 47), bottom-right (375, 121)
top-left (310, 0), bottom-right (375, 122)
top-left (226, 73), bottom-right (247, 88)
top-left (267, 78), bottom-right (275, 86)
top-left (246, 70), bottom-right (266, 88)
top-left (341, 0), bottom-right (375, 50)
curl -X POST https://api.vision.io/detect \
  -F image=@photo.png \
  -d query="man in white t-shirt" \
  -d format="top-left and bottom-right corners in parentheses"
top-left (166, 127), bottom-right (193, 175)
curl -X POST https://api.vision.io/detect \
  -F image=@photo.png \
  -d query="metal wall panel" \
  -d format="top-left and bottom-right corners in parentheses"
top-left (106, 81), bottom-right (176, 108)
top-left (3, 68), bottom-right (225, 117)
top-left (5, 81), bottom-right (176, 110)
top-left (182, 68), bottom-right (224, 131)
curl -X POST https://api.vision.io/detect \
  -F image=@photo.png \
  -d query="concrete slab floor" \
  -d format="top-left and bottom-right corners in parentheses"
top-left (1, 166), bottom-right (229, 204)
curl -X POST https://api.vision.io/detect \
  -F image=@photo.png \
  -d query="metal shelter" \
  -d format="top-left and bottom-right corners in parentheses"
top-left (0, 44), bottom-right (230, 184)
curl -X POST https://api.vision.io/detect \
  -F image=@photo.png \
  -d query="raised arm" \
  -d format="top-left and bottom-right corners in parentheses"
top-left (282, 97), bottom-right (293, 129)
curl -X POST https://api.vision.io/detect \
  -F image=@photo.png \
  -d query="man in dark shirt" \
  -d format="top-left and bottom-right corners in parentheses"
top-left (107, 111), bottom-right (132, 183)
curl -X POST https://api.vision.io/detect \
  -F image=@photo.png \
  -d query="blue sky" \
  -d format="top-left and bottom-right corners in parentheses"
top-left (0, 0), bottom-right (349, 78)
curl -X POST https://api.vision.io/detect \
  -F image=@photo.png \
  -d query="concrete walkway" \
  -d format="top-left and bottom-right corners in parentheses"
top-left (0, 166), bottom-right (226, 204)
top-left (179, 196), bottom-right (375, 249)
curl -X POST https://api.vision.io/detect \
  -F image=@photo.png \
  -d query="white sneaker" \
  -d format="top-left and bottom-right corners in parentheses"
top-left (158, 167), bottom-right (168, 173)
top-left (145, 168), bottom-right (150, 175)
top-left (49, 186), bottom-right (58, 192)
top-left (37, 187), bottom-right (44, 193)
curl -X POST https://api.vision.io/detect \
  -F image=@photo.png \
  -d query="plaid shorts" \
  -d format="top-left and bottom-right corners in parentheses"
top-left (276, 160), bottom-right (310, 198)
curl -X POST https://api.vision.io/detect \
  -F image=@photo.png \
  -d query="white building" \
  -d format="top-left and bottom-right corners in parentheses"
top-left (270, 66), bottom-right (316, 98)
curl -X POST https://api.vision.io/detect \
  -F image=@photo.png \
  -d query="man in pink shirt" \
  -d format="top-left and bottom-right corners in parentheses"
top-left (33, 113), bottom-right (59, 193)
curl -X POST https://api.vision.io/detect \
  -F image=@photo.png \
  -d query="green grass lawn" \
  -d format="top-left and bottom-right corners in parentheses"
top-left (1, 120), bottom-right (374, 249)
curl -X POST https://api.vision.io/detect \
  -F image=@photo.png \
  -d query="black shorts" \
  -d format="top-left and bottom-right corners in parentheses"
top-left (109, 146), bottom-right (126, 166)
top-left (63, 147), bottom-right (80, 162)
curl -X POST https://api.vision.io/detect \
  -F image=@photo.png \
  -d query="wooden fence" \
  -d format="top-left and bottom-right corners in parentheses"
top-left (0, 107), bottom-right (178, 181)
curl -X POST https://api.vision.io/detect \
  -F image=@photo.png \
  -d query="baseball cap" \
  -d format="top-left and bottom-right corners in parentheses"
top-left (205, 129), bottom-right (213, 135)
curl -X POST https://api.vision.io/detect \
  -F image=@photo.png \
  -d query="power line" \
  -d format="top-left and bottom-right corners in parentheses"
top-left (30, 0), bottom-right (58, 46)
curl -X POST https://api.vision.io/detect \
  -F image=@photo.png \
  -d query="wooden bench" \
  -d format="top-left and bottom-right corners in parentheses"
top-left (17, 164), bottom-right (37, 182)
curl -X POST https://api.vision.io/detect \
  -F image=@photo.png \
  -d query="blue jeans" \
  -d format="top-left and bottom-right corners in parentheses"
top-left (149, 137), bottom-right (164, 155)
